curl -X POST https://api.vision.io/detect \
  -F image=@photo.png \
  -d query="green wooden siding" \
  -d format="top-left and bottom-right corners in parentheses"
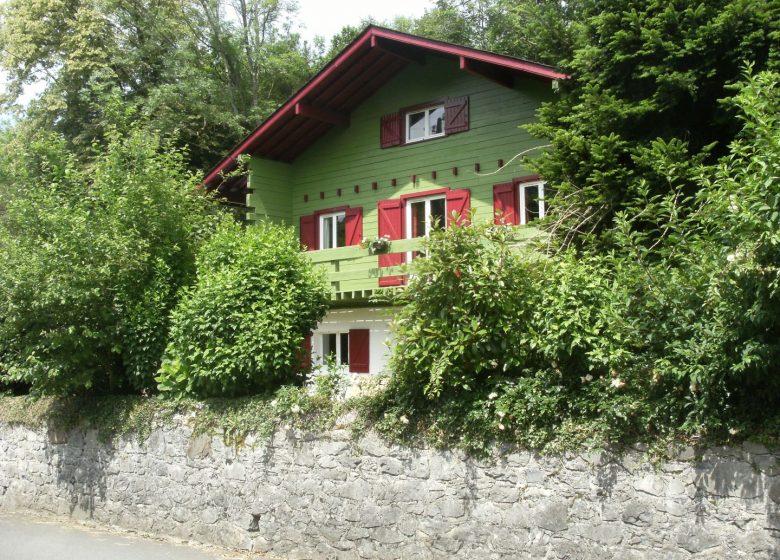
top-left (248, 53), bottom-right (553, 298)
top-left (246, 158), bottom-right (292, 225)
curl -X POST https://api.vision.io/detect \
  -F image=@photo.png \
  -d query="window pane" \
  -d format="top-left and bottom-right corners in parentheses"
top-left (523, 185), bottom-right (541, 223)
top-left (429, 197), bottom-right (446, 232)
top-left (339, 333), bottom-right (349, 365)
top-left (322, 216), bottom-right (334, 249)
top-left (428, 107), bottom-right (445, 135)
top-left (407, 111), bottom-right (426, 141)
top-left (410, 200), bottom-right (426, 238)
top-left (323, 334), bottom-right (337, 360)
top-left (336, 213), bottom-right (346, 247)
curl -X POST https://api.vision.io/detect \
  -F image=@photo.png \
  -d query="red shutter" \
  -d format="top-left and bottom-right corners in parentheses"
top-left (299, 335), bottom-right (312, 370)
top-left (446, 188), bottom-right (471, 227)
top-left (380, 112), bottom-right (403, 148)
top-left (444, 96), bottom-right (469, 135)
top-left (377, 199), bottom-right (406, 287)
top-left (348, 329), bottom-right (370, 373)
top-left (300, 214), bottom-right (317, 251)
top-left (344, 207), bottom-right (363, 246)
top-left (493, 182), bottom-right (518, 225)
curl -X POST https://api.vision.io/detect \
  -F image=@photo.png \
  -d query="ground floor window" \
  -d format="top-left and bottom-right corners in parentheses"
top-left (322, 332), bottom-right (349, 366)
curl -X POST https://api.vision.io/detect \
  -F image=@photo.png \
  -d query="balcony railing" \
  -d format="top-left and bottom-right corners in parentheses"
top-left (307, 227), bottom-right (543, 304)
top-left (307, 238), bottom-right (425, 303)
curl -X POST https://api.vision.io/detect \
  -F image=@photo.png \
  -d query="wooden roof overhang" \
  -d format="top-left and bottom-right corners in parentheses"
top-left (203, 26), bottom-right (568, 188)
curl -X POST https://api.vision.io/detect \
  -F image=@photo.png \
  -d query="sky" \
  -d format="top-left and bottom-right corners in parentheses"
top-left (0, 0), bottom-right (433, 114)
top-left (295, 0), bottom-right (431, 43)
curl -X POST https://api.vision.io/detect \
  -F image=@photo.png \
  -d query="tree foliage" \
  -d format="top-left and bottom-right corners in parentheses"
top-left (157, 220), bottom-right (329, 398)
top-left (0, 0), bottom-right (320, 170)
top-left (0, 126), bottom-right (221, 395)
top-left (367, 70), bottom-right (780, 452)
top-left (528, 0), bottom-right (780, 247)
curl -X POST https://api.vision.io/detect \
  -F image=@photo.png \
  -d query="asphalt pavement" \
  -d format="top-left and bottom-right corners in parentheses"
top-left (0, 513), bottom-right (244, 560)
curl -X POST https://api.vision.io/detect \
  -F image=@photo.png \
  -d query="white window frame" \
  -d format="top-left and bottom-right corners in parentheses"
top-left (321, 332), bottom-right (349, 367)
top-left (405, 194), bottom-right (447, 239)
top-left (405, 105), bottom-right (446, 143)
top-left (518, 181), bottom-right (546, 225)
top-left (318, 211), bottom-right (346, 250)
top-left (405, 194), bottom-right (446, 261)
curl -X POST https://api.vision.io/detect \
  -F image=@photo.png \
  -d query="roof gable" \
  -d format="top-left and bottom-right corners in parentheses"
top-left (204, 26), bottom-right (566, 187)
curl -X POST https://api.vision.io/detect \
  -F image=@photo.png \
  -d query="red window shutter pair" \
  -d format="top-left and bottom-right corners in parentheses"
top-left (348, 329), bottom-right (370, 373)
top-left (377, 199), bottom-right (406, 287)
top-left (379, 97), bottom-right (469, 148)
top-left (377, 189), bottom-right (471, 287)
top-left (493, 182), bottom-right (518, 225)
top-left (299, 207), bottom-right (363, 251)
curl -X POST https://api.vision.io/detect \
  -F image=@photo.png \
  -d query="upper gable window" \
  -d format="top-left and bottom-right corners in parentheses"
top-left (380, 96), bottom-right (469, 148)
top-left (406, 106), bottom-right (446, 143)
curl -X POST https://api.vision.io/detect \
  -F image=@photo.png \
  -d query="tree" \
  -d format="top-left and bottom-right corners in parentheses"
top-left (0, 0), bottom-right (320, 170)
top-left (0, 124), bottom-right (221, 395)
top-left (412, 0), bottom-right (579, 65)
top-left (157, 220), bottom-right (329, 398)
top-left (528, 0), bottom-right (780, 248)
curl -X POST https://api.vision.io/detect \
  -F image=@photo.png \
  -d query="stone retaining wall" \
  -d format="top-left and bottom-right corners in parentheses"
top-left (1, 419), bottom-right (779, 559)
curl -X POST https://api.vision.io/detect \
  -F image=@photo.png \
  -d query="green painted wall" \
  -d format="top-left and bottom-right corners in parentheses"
top-left (248, 53), bottom-right (554, 296)
top-left (247, 158), bottom-right (292, 224)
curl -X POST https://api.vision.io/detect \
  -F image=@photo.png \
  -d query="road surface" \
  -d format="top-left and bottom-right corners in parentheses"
top-left (0, 513), bottom-right (248, 560)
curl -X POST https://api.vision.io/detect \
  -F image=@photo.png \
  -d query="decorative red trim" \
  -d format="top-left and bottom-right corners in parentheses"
top-left (398, 98), bottom-right (446, 115)
top-left (202, 26), bottom-right (567, 186)
top-left (399, 187), bottom-right (450, 202)
top-left (375, 28), bottom-right (567, 80)
top-left (514, 174), bottom-right (541, 185)
top-left (314, 205), bottom-right (350, 217)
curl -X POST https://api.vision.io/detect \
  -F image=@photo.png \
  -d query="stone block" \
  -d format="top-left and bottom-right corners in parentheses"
top-left (379, 457), bottom-right (404, 476)
top-left (700, 461), bottom-right (762, 499)
top-left (186, 433), bottom-right (211, 459)
top-left (580, 522), bottom-right (623, 546)
top-left (621, 501), bottom-right (654, 527)
top-left (676, 524), bottom-right (720, 554)
top-left (535, 501), bottom-right (569, 533)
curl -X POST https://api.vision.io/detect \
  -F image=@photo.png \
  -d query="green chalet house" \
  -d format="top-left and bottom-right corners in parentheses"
top-left (203, 26), bottom-right (566, 377)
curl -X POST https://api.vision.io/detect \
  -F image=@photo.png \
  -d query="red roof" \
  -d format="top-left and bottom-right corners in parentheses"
top-left (203, 26), bottom-right (567, 187)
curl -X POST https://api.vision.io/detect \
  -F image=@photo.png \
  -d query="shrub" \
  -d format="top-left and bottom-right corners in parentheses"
top-left (157, 220), bottom-right (329, 398)
top-left (367, 70), bottom-right (780, 453)
top-left (0, 128), bottom-right (220, 395)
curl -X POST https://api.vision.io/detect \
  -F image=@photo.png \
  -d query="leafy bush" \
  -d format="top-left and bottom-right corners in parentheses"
top-left (0, 128), bottom-right (220, 395)
top-left (157, 220), bottom-right (329, 398)
top-left (367, 70), bottom-right (780, 453)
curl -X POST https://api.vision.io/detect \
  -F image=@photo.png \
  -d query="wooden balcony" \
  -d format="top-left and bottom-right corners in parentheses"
top-left (307, 228), bottom-right (543, 305)
top-left (307, 237), bottom-right (424, 304)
